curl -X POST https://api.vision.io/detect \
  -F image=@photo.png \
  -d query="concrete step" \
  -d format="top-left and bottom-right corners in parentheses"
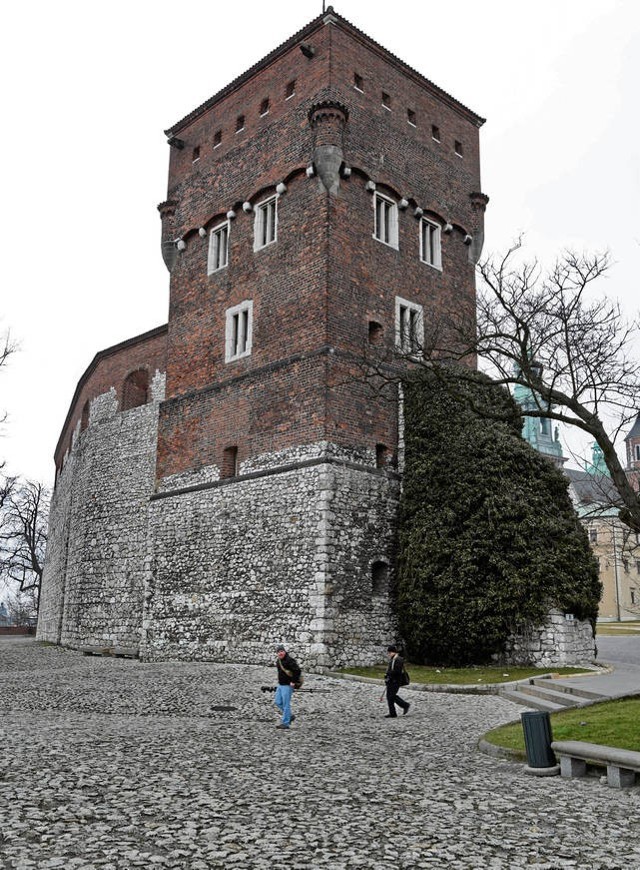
top-left (499, 689), bottom-right (566, 712)
top-left (530, 678), bottom-right (605, 701)
top-left (515, 683), bottom-right (583, 707)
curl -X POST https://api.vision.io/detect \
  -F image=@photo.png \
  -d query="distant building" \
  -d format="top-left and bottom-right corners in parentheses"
top-left (515, 387), bottom-right (640, 622)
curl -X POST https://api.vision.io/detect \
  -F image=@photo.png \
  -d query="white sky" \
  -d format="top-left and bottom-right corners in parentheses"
top-left (1, 0), bottom-right (639, 487)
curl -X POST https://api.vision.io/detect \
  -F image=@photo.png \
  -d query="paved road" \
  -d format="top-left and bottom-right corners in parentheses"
top-left (597, 634), bottom-right (640, 667)
top-left (1, 638), bottom-right (639, 870)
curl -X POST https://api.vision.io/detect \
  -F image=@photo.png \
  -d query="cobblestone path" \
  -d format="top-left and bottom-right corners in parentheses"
top-left (1, 638), bottom-right (638, 869)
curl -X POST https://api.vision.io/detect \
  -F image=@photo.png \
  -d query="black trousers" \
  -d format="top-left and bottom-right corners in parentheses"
top-left (386, 680), bottom-right (409, 716)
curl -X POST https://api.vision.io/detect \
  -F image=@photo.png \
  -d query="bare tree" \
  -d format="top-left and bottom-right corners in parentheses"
top-left (0, 477), bottom-right (49, 610)
top-left (425, 242), bottom-right (640, 531)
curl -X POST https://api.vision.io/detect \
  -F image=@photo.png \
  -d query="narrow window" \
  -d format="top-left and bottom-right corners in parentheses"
top-left (635, 444), bottom-right (640, 461)
top-left (122, 369), bottom-right (149, 410)
top-left (192, 146), bottom-right (200, 162)
top-left (381, 91), bottom-right (391, 110)
top-left (432, 125), bottom-right (440, 142)
top-left (368, 321), bottom-right (383, 345)
top-left (623, 559), bottom-right (630, 573)
top-left (254, 195), bottom-right (278, 251)
top-left (285, 80), bottom-right (296, 99)
top-left (420, 218), bottom-right (442, 269)
top-left (631, 588), bottom-right (637, 605)
top-left (373, 193), bottom-right (398, 249)
top-left (376, 444), bottom-right (389, 468)
top-left (213, 130), bottom-right (222, 148)
top-left (371, 561), bottom-right (389, 596)
top-left (225, 301), bottom-right (253, 362)
top-left (236, 115), bottom-right (245, 133)
top-left (636, 560), bottom-right (640, 574)
top-left (260, 98), bottom-right (270, 116)
top-left (80, 400), bottom-right (90, 432)
top-left (207, 221), bottom-right (229, 274)
top-left (407, 109), bottom-right (416, 127)
top-left (589, 528), bottom-right (598, 544)
top-left (222, 446), bottom-right (238, 479)
top-left (395, 297), bottom-right (423, 356)
top-left (354, 72), bottom-right (363, 92)
top-left (455, 139), bottom-right (464, 157)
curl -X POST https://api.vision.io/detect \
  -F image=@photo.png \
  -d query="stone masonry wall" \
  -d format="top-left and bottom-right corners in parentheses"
top-left (37, 375), bottom-right (164, 651)
top-left (497, 609), bottom-right (596, 667)
top-left (142, 445), bottom-right (399, 669)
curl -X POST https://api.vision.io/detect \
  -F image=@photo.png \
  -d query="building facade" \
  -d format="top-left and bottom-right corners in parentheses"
top-left (37, 9), bottom-right (488, 667)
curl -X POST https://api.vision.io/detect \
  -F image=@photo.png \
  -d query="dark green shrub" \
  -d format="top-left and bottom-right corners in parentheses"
top-left (397, 367), bottom-right (601, 666)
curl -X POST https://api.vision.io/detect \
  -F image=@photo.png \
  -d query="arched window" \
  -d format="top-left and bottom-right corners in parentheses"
top-left (371, 561), bottom-right (390, 596)
top-left (122, 369), bottom-right (149, 411)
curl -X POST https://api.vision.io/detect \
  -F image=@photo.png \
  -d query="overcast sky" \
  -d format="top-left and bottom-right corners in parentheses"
top-left (1, 0), bottom-right (638, 487)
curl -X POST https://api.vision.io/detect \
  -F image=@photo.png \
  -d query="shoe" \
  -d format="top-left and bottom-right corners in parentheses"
top-left (403, 704), bottom-right (410, 716)
top-left (384, 714), bottom-right (397, 718)
top-left (276, 724), bottom-right (290, 729)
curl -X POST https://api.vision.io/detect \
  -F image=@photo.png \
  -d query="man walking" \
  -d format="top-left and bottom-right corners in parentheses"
top-left (274, 644), bottom-right (302, 730)
top-left (384, 644), bottom-right (410, 718)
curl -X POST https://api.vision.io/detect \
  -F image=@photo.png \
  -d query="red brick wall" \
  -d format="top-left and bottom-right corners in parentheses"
top-left (54, 326), bottom-right (168, 473)
top-left (155, 16), bottom-right (484, 481)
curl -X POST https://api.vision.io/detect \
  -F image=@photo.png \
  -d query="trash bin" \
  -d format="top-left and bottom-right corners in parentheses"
top-left (521, 711), bottom-right (556, 769)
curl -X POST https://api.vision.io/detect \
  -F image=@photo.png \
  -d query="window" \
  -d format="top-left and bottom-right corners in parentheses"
top-left (222, 446), bottom-right (239, 479)
top-left (368, 321), bottom-right (383, 345)
top-left (80, 400), bottom-right (90, 432)
top-left (589, 528), bottom-right (598, 544)
top-left (420, 218), bottom-right (442, 269)
top-left (407, 109), bottom-right (416, 127)
top-left (371, 561), bottom-right (389, 596)
top-left (192, 146), bottom-right (200, 162)
top-left (623, 559), bottom-right (630, 573)
top-left (208, 221), bottom-right (229, 274)
top-left (382, 91), bottom-right (391, 110)
top-left (455, 139), bottom-right (464, 157)
top-left (395, 297), bottom-right (423, 356)
top-left (432, 125), bottom-right (440, 142)
top-left (285, 80), bottom-right (296, 99)
top-left (635, 444), bottom-right (640, 461)
top-left (636, 560), bottom-right (640, 574)
top-left (373, 193), bottom-right (398, 249)
top-left (260, 98), bottom-right (270, 116)
top-left (225, 301), bottom-right (253, 362)
top-left (213, 130), bottom-right (222, 148)
top-left (254, 195), bottom-right (278, 250)
top-left (354, 72), bottom-right (363, 92)
top-left (236, 115), bottom-right (245, 133)
top-left (632, 588), bottom-right (637, 605)
top-left (376, 444), bottom-right (389, 468)
top-left (122, 369), bottom-right (149, 410)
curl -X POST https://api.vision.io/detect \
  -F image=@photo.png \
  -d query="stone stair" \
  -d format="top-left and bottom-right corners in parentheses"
top-left (499, 677), bottom-right (607, 712)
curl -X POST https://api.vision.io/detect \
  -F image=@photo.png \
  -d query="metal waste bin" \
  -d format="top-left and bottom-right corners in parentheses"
top-left (521, 711), bottom-right (556, 769)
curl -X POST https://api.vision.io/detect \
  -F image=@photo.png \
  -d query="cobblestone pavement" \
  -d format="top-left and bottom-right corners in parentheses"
top-left (1, 638), bottom-right (639, 870)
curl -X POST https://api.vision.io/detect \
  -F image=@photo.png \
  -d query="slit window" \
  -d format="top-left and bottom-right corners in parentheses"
top-left (455, 139), bottom-right (463, 157)
top-left (208, 221), bottom-right (229, 274)
top-left (260, 98), bottom-right (270, 116)
top-left (432, 125), bottom-right (440, 142)
top-left (254, 195), bottom-right (278, 250)
top-left (371, 561), bottom-right (389, 596)
top-left (81, 400), bottom-right (90, 432)
top-left (407, 109), bottom-right (416, 127)
top-left (420, 218), bottom-right (442, 269)
top-left (354, 72), bottom-right (363, 91)
top-left (236, 115), bottom-right (245, 133)
top-left (395, 297), bottom-right (423, 356)
top-left (373, 193), bottom-right (398, 249)
top-left (368, 321), bottom-right (383, 345)
top-left (285, 80), bottom-right (296, 99)
top-left (192, 146), bottom-right (200, 162)
top-left (213, 130), bottom-right (222, 148)
top-left (222, 446), bottom-right (239, 479)
top-left (382, 91), bottom-right (391, 110)
top-left (225, 301), bottom-right (253, 362)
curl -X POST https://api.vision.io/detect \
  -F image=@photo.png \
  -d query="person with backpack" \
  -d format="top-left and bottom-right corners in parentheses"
top-left (274, 644), bottom-right (302, 730)
top-left (384, 644), bottom-right (410, 718)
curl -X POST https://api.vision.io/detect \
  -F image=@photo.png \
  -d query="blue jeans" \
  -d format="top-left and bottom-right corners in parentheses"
top-left (275, 684), bottom-right (294, 726)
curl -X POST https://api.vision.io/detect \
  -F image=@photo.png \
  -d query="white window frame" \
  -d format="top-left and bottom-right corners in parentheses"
top-left (254, 195), bottom-right (278, 251)
top-left (373, 192), bottom-right (399, 249)
top-left (225, 300), bottom-right (253, 362)
top-left (395, 296), bottom-right (424, 357)
top-left (207, 221), bottom-right (229, 275)
top-left (419, 217), bottom-right (442, 270)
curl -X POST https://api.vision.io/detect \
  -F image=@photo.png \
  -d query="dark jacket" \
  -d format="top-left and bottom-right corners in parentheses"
top-left (385, 653), bottom-right (405, 684)
top-left (276, 653), bottom-right (302, 686)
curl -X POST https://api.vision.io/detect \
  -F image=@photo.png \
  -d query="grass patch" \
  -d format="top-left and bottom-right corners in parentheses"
top-left (340, 664), bottom-right (590, 685)
top-left (596, 621), bottom-right (640, 636)
top-left (484, 697), bottom-right (640, 753)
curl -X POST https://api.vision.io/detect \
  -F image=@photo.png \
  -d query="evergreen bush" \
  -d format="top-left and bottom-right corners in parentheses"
top-left (397, 367), bottom-right (602, 666)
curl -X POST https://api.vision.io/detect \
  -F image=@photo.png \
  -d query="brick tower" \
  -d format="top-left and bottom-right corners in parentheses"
top-left (38, 8), bottom-right (487, 667)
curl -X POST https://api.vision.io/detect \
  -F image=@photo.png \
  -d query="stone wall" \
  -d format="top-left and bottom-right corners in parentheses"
top-left (37, 375), bottom-right (164, 651)
top-left (142, 445), bottom-right (399, 668)
top-left (497, 609), bottom-right (596, 667)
